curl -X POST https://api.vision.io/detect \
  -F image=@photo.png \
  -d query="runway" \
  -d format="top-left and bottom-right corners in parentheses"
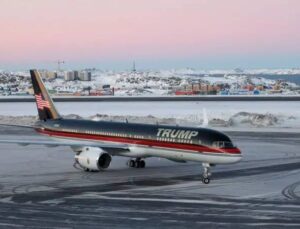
top-left (0, 126), bottom-right (300, 228)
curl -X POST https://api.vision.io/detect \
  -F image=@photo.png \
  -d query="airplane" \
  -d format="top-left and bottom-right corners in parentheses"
top-left (0, 70), bottom-right (242, 184)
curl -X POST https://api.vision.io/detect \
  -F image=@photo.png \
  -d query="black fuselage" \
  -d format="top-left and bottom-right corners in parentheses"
top-left (36, 119), bottom-right (240, 155)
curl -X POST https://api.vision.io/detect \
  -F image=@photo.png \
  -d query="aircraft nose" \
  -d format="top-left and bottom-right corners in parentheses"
top-left (235, 147), bottom-right (242, 155)
top-left (232, 147), bottom-right (242, 162)
top-left (223, 147), bottom-right (242, 155)
top-left (222, 147), bottom-right (242, 163)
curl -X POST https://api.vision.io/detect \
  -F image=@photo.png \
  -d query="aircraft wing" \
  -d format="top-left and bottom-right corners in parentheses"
top-left (0, 124), bottom-right (130, 152)
top-left (0, 139), bottom-right (129, 149)
top-left (0, 123), bottom-right (36, 129)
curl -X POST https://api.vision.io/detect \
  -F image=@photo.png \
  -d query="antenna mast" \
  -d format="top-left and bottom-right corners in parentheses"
top-left (55, 60), bottom-right (65, 72)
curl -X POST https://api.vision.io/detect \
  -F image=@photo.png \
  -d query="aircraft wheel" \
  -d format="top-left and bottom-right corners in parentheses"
top-left (135, 161), bottom-right (140, 168)
top-left (139, 160), bottom-right (146, 168)
top-left (202, 177), bottom-right (210, 184)
top-left (129, 160), bottom-right (135, 168)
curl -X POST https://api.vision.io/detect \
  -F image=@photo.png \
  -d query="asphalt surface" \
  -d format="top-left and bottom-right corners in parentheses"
top-left (0, 126), bottom-right (299, 228)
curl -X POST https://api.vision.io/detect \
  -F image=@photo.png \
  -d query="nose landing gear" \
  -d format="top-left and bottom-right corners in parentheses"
top-left (128, 158), bottom-right (146, 168)
top-left (202, 163), bottom-right (212, 184)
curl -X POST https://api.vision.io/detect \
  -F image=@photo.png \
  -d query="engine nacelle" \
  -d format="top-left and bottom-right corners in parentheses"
top-left (75, 147), bottom-right (112, 171)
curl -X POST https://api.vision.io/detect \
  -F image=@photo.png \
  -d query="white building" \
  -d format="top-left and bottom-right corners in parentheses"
top-left (40, 71), bottom-right (57, 80)
top-left (64, 71), bottom-right (75, 81)
top-left (78, 71), bottom-right (92, 81)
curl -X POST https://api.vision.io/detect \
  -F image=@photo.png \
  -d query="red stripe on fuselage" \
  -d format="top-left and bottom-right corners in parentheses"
top-left (36, 128), bottom-right (241, 155)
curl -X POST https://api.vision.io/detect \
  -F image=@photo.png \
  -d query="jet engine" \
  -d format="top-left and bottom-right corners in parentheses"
top-left (75, 147), bottom-right (112, 171)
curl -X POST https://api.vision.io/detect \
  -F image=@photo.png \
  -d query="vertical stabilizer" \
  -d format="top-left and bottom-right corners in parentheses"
top-left (30, 69), bottom-right (61, 121)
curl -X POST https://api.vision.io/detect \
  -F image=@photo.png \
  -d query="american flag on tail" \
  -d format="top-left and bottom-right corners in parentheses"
top-left (35, 94), bottom-right (51, 109)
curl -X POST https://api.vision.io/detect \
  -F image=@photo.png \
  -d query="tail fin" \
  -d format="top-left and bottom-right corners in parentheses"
top-left (30, 69), bottom-right (61, 121)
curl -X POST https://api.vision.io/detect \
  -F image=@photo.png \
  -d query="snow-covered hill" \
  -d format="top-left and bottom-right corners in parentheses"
top-left (1, 68), bottom-right (300, 96)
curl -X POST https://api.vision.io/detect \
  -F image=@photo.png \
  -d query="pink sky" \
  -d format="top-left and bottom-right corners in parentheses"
top-left (0, 0), bottom-right (300, 69)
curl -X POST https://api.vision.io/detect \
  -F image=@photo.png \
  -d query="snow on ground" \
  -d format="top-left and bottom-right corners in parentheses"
top-left (201, 75), bottom-right (297, 88)
top-left (155, 68), bottom-right (300, 75)
top-left (1, 68), bottom-right (300, 97)
top-left (0, 101), bottom-right (299, 129)
top-left (88, 68), bottom-right (300, 96)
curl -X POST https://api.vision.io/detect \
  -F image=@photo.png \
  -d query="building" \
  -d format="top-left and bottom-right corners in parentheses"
top-left (78, 71), bottom-right (92, 81)
top-left (74, 71), bottom-right (79, 80)
top-left (64, 71), bottom-right (75, 81)
top-left (47, 71), bottom-right (57, 80)
top-left (40, 71), bottom-right (57, 80)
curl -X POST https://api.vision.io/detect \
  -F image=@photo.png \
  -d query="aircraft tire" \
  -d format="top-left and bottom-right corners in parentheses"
top-left (129, 160), bottom-right (135, 168)
top-left (139, 160), bottom-right (146, 168)
top-left (202, 178), bottom-right (210, 184)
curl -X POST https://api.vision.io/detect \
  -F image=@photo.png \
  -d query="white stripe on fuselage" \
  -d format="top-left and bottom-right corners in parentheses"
top-left (46, 134), bottom-right (241, 165)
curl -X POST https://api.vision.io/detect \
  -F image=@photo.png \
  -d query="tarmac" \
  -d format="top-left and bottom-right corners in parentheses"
top-left (0, 126), bottom-right (299, 228)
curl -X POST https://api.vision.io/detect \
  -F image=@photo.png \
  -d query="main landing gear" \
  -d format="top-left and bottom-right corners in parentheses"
top-left (128, 158), bottom-right (146, 168)
top-left (202, 163), bottom-right (212, 184)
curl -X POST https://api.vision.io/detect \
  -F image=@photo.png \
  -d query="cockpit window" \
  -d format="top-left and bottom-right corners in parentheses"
top-left (213, 141), bottom-right (234, 148)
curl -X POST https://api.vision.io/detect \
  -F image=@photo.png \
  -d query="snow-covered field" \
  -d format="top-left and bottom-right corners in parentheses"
top-left (93, 69), bottom-right (300, 95)
top-left (0, 101), bottom-right (299, 129)
top-left (2, 68), bottom-right (300, 96)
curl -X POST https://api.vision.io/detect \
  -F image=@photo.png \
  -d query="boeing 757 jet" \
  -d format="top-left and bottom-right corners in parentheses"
top-left (0, 70), bottom-right (242, 184)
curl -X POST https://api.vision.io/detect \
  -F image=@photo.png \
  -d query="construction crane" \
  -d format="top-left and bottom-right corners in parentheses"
top-left (55, 60), bottom-right (65, 72)
top-left (132, 61), bottom-right (136, 73)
